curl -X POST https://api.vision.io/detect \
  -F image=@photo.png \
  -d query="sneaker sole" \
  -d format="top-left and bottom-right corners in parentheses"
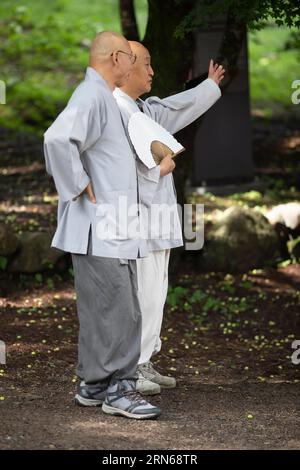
top-left (102, 402), bottom-right (161, 420)
top-left (74, 394), bottom-right (103, 407)
top-left (143, 380), bottom-right (176, 389)
top-left (137, 387), bottom-right (161, 396)
top-left (160, 382), bottom-right (176, 389)
top-left (136, 385), bottom-right (161, 395)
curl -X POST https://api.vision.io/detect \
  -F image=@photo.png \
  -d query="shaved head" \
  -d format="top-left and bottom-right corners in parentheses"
top-left (128, 41), bottom-right (149, 57)
top-left (88, 31), bottom-right (135, 90)
top-left (120, 41), bottom-right (154, 100)
top-left (90, 31), bottom-right (130, 66)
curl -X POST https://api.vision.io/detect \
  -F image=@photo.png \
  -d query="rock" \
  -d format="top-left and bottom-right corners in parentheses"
top-left (266, 202), bottom-right (300, 258)
top-left (266, 202), bottom-right (300, 231)
top-left (8, 231), bottom-right (67, 273)
top-left (0, 223), bottom-right (20, 256)
top-left (201, 206), bottom-right (280, 273)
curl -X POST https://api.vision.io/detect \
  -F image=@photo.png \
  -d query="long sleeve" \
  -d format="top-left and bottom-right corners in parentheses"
top-left (44, 102), bottom-right (101, 202)
top-left (143, 78), bottom-right (221, 135)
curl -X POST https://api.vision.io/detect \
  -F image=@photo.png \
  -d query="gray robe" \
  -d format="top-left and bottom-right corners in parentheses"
top-left (44, 67), bottom-right (148, 259)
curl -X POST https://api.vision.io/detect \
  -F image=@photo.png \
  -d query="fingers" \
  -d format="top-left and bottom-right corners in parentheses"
top-left (86, 183), bottom-right (97, 203)
top-left (208, 59), bottom-right (214, 74)
top-left (212, 63), bottom-right (225, 79)
top-left (215, 65), bottom-right (225, 80)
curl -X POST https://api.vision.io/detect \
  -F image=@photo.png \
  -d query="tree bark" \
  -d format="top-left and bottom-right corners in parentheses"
top-left (143, 1), bottom-right (247, 205)
top-left (216, 12), bottom-right (247, 93)
top-left (119, 0), bottom-right (140, 40)
top-left (142, 0), bottom-right (195, 205)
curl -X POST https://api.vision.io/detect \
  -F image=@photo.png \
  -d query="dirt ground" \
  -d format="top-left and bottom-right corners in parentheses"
top-left (0, 264), bottom-right (299, 450)
top-left (0, 117), bottom-right (300, 450)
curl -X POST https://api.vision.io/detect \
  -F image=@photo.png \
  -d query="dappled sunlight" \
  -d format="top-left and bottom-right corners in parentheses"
top-left (1, 287), bottom-right (76, 307)
top-left (0, 161), bottom-right (44, 176)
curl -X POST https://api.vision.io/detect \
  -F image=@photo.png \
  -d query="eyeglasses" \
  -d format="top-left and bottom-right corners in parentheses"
top-left (111, 50), bottom-right (137, 64)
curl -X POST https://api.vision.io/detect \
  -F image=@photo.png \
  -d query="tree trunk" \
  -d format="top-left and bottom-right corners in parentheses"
top-left (142, 0), bottom-right (195, 205)
top-left (143, 1), bottom-right (247, 205)
top-left (143, 0), bottom-right (194, 97)
top-left (119, 0), bottom-right (140, 40)
top-left (216, 12), bottom-right (247, 93)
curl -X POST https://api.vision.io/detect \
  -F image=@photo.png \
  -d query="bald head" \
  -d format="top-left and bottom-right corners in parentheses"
top-left (89, 31), bottom-right (130, 66)
top-left (128, 41), bottom-right (149, 58)
top-left (120, 41), bottom-right (154, 100)
top-left (88, 31), bottom-right (135, 91)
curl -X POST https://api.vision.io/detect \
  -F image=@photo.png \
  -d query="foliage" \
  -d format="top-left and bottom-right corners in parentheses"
top-left (249, 25), bottom-right (300, 110)
top-left (167, 278), bottom-right (253, 325)
top-left (0, 1), bottom-right (299, 132)
top-left (0, 0), bottom-right (142, 133)
top-left (174, 0), bottom-right (300, 38)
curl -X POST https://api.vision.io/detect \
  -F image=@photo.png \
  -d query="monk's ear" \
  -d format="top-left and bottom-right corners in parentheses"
top-left (110, 51), bottom-right (118, 64)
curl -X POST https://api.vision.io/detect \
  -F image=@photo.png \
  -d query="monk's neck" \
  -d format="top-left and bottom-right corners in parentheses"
top-left (90, 65), bottom-right (116, 91)
top-left (120, 86), bottom-right (139, 101)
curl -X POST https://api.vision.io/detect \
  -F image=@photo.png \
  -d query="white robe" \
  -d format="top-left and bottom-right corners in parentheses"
top-left (114, 79), bottom-right (221, 364)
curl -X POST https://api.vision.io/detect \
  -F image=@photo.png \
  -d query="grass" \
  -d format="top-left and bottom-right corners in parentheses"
top-left (248, 23), bottom-right (300, 113)
top-left (0, 0), bottom-right (148, 37)
top-left (0, 0), bottom-right (148, 133)
top-left (0, 2), bottom-right (299, 132)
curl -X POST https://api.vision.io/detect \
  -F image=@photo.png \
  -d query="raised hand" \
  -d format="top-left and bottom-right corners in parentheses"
top-left (208, 59), bottom-right (225, 86)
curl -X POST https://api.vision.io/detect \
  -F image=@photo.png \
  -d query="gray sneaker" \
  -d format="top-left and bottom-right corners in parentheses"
top-left (136, 371), bottom-right (161, 395)
top-left (102, 379), bottom-right (161, 420)
top-left (138, 361), bottom-right (176, 389)
top-left (75, 380), bottom-right (107, 407)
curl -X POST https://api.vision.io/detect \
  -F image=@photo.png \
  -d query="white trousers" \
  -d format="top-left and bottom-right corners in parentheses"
top-left (137, 249), bottom-right (170, 365)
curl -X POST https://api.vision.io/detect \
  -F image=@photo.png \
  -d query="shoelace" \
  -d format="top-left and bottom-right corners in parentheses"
top-left (142, 361), bottom-right (155, 373)
top-left (123, 389), bottom-right (147, 405)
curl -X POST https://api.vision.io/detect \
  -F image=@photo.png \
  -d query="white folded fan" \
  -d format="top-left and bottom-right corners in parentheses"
top-left (128, 111), bottom-right (185, 169)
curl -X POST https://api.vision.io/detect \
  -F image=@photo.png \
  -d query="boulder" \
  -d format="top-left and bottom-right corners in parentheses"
top-left (266, 202), bottom-right (300, 231)
top-left (201, 206), bottom-right (280, 272)
top-left (266, 202), bottom-right (300, 258)
top-left (0, 223), bottom-right (20, 256)
top-left (8, 231), bottom-right (67, 273)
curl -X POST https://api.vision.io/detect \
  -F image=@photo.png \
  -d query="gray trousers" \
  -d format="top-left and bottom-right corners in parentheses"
top-left (71, 229), bottom-right (142, 385)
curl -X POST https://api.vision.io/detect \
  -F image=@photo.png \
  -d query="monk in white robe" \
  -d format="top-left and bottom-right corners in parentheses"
top-left (114, 41), bottom-right (225, 395)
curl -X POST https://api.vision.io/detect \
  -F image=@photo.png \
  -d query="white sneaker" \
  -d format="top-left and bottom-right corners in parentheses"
top-left (136, 371), bottom-right (161, 395)
top-left (102, 379), bottom-right (161, 420)
top-left (138, 361), bottom-right (176, 389)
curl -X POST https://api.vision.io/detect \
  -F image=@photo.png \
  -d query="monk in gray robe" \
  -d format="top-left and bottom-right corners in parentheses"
top-left (44, 31), bottom-right (160, 420)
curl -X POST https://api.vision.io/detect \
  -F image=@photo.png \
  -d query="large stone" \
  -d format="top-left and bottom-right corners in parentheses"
top-left (8, 231), bottom-right (67, 273)
top-left (266, 202), bottom-right (300, 231)
top-left (0, 223), bottom-right (20, 256)
top-left (201, 206), bottom-right (280, 273)
top-left (266, 202), bottom-right (300, 258)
